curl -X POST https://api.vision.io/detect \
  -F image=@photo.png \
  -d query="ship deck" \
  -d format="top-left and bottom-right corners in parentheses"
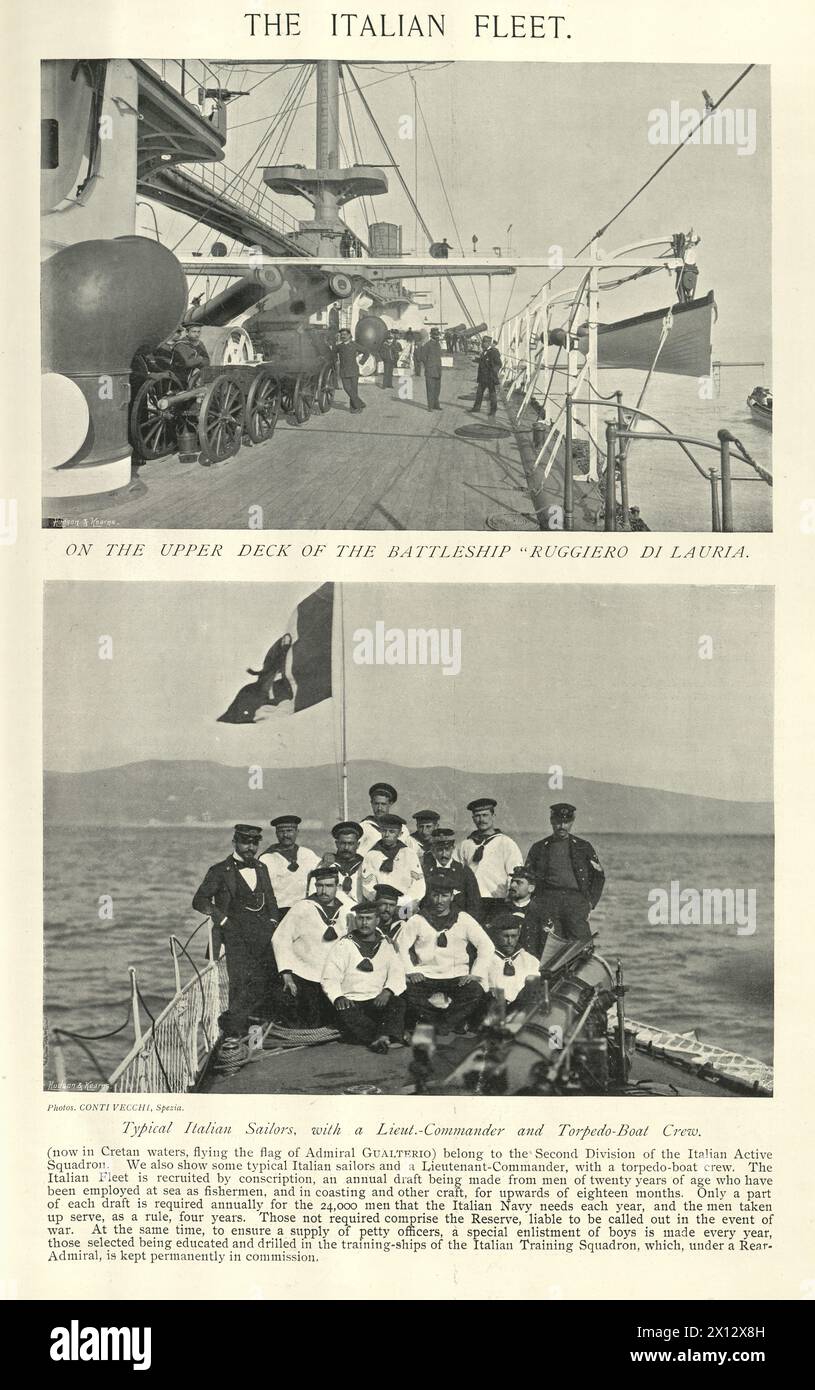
top-left (199, 1034), bottom-right (749, 1098)
top-left (45, 360), bottom-right (603, 531)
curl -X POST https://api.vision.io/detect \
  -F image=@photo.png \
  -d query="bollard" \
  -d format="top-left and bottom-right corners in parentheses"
top-left (604, 421), bottom-right (617, 531)
top-left (564, 395), bottom-right (574, 531)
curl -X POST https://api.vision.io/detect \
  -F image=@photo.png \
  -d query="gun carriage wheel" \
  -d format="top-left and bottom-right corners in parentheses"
top-left (316, 362), bottom-right (337, 413)
top-left (129, 370), bottom-right (184, 461)
top-left (245, 369), bottom-right (281, 445)
top-left (197, 375), bottom-right (246, 465)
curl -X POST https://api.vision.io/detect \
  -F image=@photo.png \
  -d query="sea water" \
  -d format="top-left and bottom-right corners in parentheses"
top-left (44, 826), bottom-right (773, 1086)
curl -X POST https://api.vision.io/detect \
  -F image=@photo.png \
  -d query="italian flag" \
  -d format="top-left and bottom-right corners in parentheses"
top-left (218, 583), bottom-right (334, 723)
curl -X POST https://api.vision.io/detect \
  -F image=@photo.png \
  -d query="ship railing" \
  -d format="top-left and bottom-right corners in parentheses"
top-left (102, 927), bottom-right (226, 1094)
top-left (182, 160), bottom-right (302, 241)
top-left (513, 386), bottom-right (769, 532)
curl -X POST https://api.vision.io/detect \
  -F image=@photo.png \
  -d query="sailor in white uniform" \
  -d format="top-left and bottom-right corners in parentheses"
top-left (361, 813), bottom-right (425, 912)
top-left (322, 820), bottom-right (365, 907)
top-left (321, 901), bottom-right (407, 1052)
top-left (397, 871), bottom-right (494, 1035)
top-left (259, 814), bottom-right (321, 914)
top-left (272, 865), bottom-right (350, 1027)
top-left (458, 797), bottom-right (522, 922)
top-left (357, 781), bottom-right (400, 855)
top-left (480, 912), bottom-right (541, 1013)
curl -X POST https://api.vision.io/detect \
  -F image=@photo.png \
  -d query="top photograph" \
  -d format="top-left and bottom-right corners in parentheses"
top-left (41, 59), bottom-right (772, 532)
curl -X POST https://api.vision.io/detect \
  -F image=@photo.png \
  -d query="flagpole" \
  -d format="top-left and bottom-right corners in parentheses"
top-left (338, 583), bottom-right (349, 820)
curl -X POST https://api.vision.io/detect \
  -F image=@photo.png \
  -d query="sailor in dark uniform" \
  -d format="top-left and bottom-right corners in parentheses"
top-left (469, 335), bottom-right (502, 416)
top-left (192, 824), bottom-right (280, 1039)
top-left (379, 331), bottom-right (398, 388)
top-left (358, 781), bottom-right (399, 854)
top-left (411, 808), bottom-right (440, 852)
top-left (324, 821), bottom-right (365, 906)
top-left (502, 864), bottom-right (555, 958)
top-left (524, 803), bottom-right (605, 943)
top-left (420, 328), bottom-right (443, 410)
top-left (332, 328), bottom-right (367, 413)
top-left (321, 901), bottom-right (407, 1052)
top-left (420, 826), bottom-right (483, 922)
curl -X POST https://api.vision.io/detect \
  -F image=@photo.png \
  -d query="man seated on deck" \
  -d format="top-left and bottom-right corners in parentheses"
top-left (192, 824), bottom-right (280, 1041)
top-left (501, 864), bottom-right (555, 958)
top-left (397, 871), bottom-right (494, 1037)
top-left (332, 328), bottom-right (367, 414)
top-left (524, 802), bottom-right (605, 945)
top-left (321, 901), bottom-right (407, 1053)
top-left (322, 820), bottom-right (365, 906)
top-left (259, 814), bottom-right (321, 918)
top-left (272, 866), bottom-right (350, 1028)
top-left (420, 826), bottom-right (483, 922)
top-left (458, 797), bottom-right (522, 923)
top-left (472, 911), bottom-right (542, 1027)
top-left (358, 781), bottom-right (400, 854)
top-left (373, 882), bottom-right (406, 946)
top-left (361, 813), bottom-right (426, 912)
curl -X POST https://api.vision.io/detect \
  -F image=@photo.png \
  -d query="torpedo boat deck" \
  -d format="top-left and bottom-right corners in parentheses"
top-left (44, 361), bottom-right (602, 532)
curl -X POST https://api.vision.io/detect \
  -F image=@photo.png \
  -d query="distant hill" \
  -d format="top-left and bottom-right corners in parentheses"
top-left (43, 760), bottom-right (773, 836)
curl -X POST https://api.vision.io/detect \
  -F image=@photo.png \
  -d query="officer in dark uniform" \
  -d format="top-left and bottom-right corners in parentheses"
top-left (469, 335), bottom-right (502, 415)
top-left (332, 328), bottom-right (367, 413)
top-left (524, 803), bottom-right (605, 943)
top-left (192, 824), bottom-right (280, 1038)
top-left (420, 328), bottom-right (443, 410)
top-left (379, 331), bottom-right (397, 388)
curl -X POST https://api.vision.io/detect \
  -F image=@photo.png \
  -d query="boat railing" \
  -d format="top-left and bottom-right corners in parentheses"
top-left (50, 923), bottom-right (227, 1094)
top-left (184, 160), bottom-right (302, 241)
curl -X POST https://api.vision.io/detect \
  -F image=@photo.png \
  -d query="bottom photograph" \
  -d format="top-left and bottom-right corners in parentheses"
top-left (44, 580), bottom-right (773, 1098)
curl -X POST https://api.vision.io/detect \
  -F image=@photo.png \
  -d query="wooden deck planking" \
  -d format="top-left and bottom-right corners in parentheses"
top-left (45, 363), bottom-right (543, 532)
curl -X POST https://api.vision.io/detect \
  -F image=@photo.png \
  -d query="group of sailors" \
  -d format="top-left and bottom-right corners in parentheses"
top-left (332, 329), bottom-right (504, 416)
top-left (192, 782), bottom-right (605, 1056)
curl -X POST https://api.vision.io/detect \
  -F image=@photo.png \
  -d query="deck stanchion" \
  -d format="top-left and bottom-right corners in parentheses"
top-left (616, 392), bottom-right (630, 528)
top-left (564, 394), bottom-right (574, 531)
top-left (718, 429), bottom-right (734, 532)
top-left (605, 422), bottom-right (617, 531)
top-left (709, 469), bottom-right (722, 531)
top-left (128, 967), bottom-right (142, 1050)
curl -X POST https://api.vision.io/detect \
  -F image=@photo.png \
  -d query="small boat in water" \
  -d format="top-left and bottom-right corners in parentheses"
top-left (747, 386), bottom-right (773, 430)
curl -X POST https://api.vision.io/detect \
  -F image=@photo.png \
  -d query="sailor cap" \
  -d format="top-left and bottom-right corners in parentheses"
top-left (467, 797), bottom-right (497, 813)
top-left (413, 808), bottom-right (440, 823)
top-left (332, 821), bottom-right (363, 839)
top-left (550, 803), bottom-right (576, 820)
top-left (234, 824), bottom-right (262, 840)
top-left (270, 813), bottom-right (301, 827)
top-left (369, 782), bottom-right (398, 802)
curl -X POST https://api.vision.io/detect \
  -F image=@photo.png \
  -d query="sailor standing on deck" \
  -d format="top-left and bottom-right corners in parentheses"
top-left (524, 803), bottom-right (605, 944)
top-left (398, 872), bottom-right (494, 1036)
top-left (379, 331), bottom-right (397, 389)
top-left (458, 798), bottom-right (522, 922)
top-left (259, 814), bottom-right (320, 917)
top-left (192, 825), bottom-right (280, 1040)
top-left (362, 813), bottom-right (426, 911)
top-left (323, 821), bottom-right (365, 906)
top-left (272, 865), bottom-right (350, 1028)
top-left (358, 781), bottom-right (400, 854)
top-left (321, 901), bottom-right (407, 1053)
top-left (333, 328), bottom-right (367, 414)
top-left (419, 328), bottom-right (443, 411)
top-left (469, 336), bottom-right (502, 416)
top-left (420, 826), bottom-right (483, 922)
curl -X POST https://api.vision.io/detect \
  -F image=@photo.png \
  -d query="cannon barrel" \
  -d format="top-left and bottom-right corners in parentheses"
top-left (192, 265), bottom-right (355, 332)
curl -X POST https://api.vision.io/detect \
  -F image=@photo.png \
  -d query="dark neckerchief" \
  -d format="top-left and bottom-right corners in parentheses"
top-left (266, 843), bottom-right (300, 871)
top-left (350, 930), bottom-right (383, 964)
top-left (334, 852), bottom-right (363, 894)
top-left (495, 948), bottom-right (521, 976)
top-left (423, 905), bottom-right (460, 947)
top-left (372, 838), bottom-right (406, 873)
top-left (468, 828), bottom-right (501, 864)
top-left (308, 894), bottom-right (342, 941)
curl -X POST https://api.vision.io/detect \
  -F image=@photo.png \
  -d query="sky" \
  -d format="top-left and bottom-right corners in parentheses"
top-left (143, 60), bottom-right (771, 362)
top-left (45, 582), bottom-right (773, 801)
